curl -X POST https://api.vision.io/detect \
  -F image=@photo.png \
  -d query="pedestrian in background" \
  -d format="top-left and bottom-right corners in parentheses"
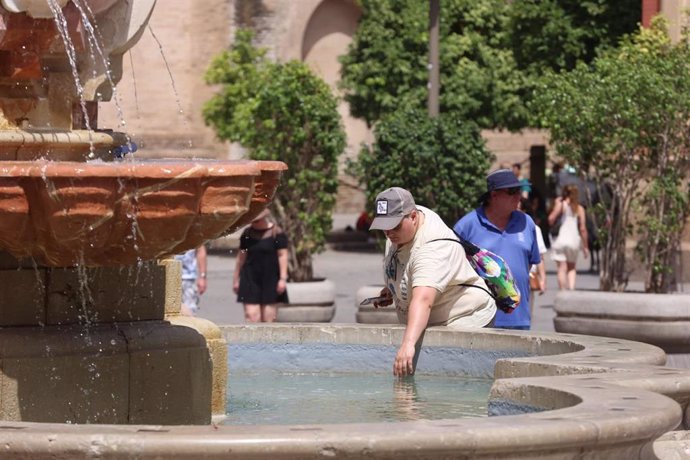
top-left (175, 245), bottom-right (208, 316)
top-left (511, 162), bottom-right (531, 199)
top-left (233, 209), bottom-right (288, 322)
top-left (549, 184), bottom-right (589, 290)
top-left (454, 169), bottom-right (541, 330)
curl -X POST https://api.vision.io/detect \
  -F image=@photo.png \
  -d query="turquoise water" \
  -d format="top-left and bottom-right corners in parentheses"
top-left (224, 372), bottom-right (491, 425)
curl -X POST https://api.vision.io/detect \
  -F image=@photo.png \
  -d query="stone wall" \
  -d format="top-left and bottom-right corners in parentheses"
top-left (98, 0), bottom-right (232, 159)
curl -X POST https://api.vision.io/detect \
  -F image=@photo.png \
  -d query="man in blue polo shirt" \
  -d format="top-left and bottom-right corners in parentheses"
top-left (454, 169), bottom-right (541, 329)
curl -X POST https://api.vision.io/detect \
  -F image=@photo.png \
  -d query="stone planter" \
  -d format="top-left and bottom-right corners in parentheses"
top-left (277, 279), bottom-right (336, 322)
top-left (355, 284), bottom-right (398, 324)
top-left (554, 290), bottom-right (690, 367)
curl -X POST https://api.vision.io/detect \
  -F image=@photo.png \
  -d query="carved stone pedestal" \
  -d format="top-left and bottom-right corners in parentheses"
top-left (0, 254), bottom-right (226, 424)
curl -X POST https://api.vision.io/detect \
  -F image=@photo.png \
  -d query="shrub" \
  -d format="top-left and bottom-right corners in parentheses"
top-left (350, 108), bottom-right (492, 226)
top-left (204, 30), bottom-right (346, 281)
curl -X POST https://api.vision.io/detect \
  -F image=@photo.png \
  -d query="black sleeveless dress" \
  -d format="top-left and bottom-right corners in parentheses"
top-left (237, 226), bottom-right (288, 304)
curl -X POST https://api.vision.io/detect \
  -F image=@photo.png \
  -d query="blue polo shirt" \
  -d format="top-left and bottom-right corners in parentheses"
top-left (453, 208), bottom-right (540, 328)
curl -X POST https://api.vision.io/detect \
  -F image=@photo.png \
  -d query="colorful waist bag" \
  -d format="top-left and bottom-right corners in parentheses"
top-left (428, 232), bottom-right (521, 314)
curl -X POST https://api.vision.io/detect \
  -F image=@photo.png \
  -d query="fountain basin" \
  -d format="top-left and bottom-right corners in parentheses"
top-left (1, 323), bottom-right (688, 458)
top-left (0, 159), bottom-right (286, 266)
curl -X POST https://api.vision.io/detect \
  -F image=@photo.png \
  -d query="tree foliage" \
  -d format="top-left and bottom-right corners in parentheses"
top-left (351, 109), bottom-right (492, 226)
top-left (204, 30), bottom-right (346, 281)
top-left (339, 0), bottom-right (528, 130)
top-left (533, 18), bottom-right (690, 292)
top-left (339, 0), bottom-right (640, 132)
top-left (508, 0), bottom-right (641, 75)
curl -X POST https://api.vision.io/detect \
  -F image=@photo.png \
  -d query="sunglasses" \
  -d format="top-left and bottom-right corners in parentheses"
top-left (501, 187), bottom-right (521, 196)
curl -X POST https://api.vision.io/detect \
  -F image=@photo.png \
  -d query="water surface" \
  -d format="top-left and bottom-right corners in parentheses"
top-left (224, 371), bottom-right (491, 425)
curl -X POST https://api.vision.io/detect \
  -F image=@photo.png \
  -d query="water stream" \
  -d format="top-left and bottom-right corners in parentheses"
top-left (71, 0), bottom-right (134, 153)
top-left (47, 0), bottom-right (93, 141)
top-left (147, 24), bottom-right (193, 150)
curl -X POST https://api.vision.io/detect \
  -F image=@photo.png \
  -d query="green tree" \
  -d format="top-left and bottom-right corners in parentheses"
top-left (508, 0), bottom-right (641, 75)
top-left (351, 108), bottom-right (492, 226)
top-left (204, 30), bottom-right (346, 281)
top-left (339, 0), bottom-right (528, 130)
top-left (533, 18), bottom-right (690, 292)
top-left (340, 0), bottom-right (640, 132)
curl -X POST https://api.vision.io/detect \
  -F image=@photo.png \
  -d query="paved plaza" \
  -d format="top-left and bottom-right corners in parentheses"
top-left (197, 214), bottom-right (602, 331)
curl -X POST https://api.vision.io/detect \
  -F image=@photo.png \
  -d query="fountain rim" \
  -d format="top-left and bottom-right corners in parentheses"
top-left (0, 159), bottom-right (287, 178)
top-left (0, 323), bottom-right (687, 459)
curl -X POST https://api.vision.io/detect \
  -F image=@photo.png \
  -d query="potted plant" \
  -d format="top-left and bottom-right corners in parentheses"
top-left (203, 29), bottom-right (346, 322)
top-left (534, 18), bottom-right (690, 361)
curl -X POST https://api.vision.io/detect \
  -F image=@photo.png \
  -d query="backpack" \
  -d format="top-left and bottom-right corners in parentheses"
top-left (429, 231), bottom-right (521, 313)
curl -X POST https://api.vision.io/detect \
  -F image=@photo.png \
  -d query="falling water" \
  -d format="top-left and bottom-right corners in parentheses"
top-left (147, 25), bottom-right (194, 150)
top-left (75, 256), bottom-right (96, 329)
top-left (28, 257), bottom-right (46, 327)
top-left (44, 1), bottom-right (149, 286)
top-left (71, 0), bottom-right (136, 156)
top-left (128, 52), bottom-right (141, 117)
top-left (38, 3), bottom-right (196, 314)
top-left (46, 0), bottom-right (94, 155)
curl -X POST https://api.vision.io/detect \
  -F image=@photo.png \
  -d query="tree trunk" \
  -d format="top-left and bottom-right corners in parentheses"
top-left (599, 187), bottom-right (631, 291)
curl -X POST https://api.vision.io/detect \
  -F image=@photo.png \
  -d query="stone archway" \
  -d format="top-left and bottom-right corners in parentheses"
top-left (301, 0), bottom-right (369, 212)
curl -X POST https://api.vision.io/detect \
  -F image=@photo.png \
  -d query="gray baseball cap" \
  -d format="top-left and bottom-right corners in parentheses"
top-left (369, 187), bottom-right (416, 231)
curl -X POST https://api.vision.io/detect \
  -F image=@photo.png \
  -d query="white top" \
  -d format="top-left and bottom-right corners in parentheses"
top-left (552, 201), bottom-right (581, 251)
top-left (535, 225), bottom-right (547, 255)
top-left (383, 206), bottom-right (496, 328)
top-left (529, 226), bottom-right (547, 275)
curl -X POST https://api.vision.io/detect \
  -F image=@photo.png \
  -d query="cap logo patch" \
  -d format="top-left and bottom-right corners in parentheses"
top-left (376, 200), bottom-right (388, 216)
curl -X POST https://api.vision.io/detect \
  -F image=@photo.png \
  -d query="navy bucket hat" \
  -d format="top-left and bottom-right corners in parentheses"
top-left (479, 169), bottom-right (527, 202)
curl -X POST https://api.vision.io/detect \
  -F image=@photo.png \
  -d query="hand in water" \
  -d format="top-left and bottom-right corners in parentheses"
top-left (394, 341), bottom-right (416, 377)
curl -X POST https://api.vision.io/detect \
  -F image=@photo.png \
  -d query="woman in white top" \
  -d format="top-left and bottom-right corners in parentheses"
top-left (548, 184), bottom-right (589, 290)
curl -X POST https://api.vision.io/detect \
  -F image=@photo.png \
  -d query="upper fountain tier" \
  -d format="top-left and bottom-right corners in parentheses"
top-left (0, 1), bottom-right (287, 266)
top-left (0, 0), bottom-right (154, 132)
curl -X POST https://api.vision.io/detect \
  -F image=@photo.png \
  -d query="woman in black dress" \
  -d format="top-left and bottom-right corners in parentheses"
top-left (233, 209), bottom-right (288, 322)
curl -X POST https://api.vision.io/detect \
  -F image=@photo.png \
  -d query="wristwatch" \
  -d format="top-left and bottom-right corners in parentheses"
top-left (199, 272), bottom-right (207, 279)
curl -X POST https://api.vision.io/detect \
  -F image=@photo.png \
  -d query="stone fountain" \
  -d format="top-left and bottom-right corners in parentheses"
top-left (0, 0), bottom-right (285, 425)
top-left (1, 1), bottom-right (690, 459)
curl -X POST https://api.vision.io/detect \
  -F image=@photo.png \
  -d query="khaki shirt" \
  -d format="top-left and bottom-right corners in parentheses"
top-left (384, 206), bottom-right (496, 328)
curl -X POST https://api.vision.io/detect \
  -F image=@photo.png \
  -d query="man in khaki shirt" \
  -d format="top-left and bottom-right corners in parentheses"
top-left (370, 187), bottom-right (496, 377)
